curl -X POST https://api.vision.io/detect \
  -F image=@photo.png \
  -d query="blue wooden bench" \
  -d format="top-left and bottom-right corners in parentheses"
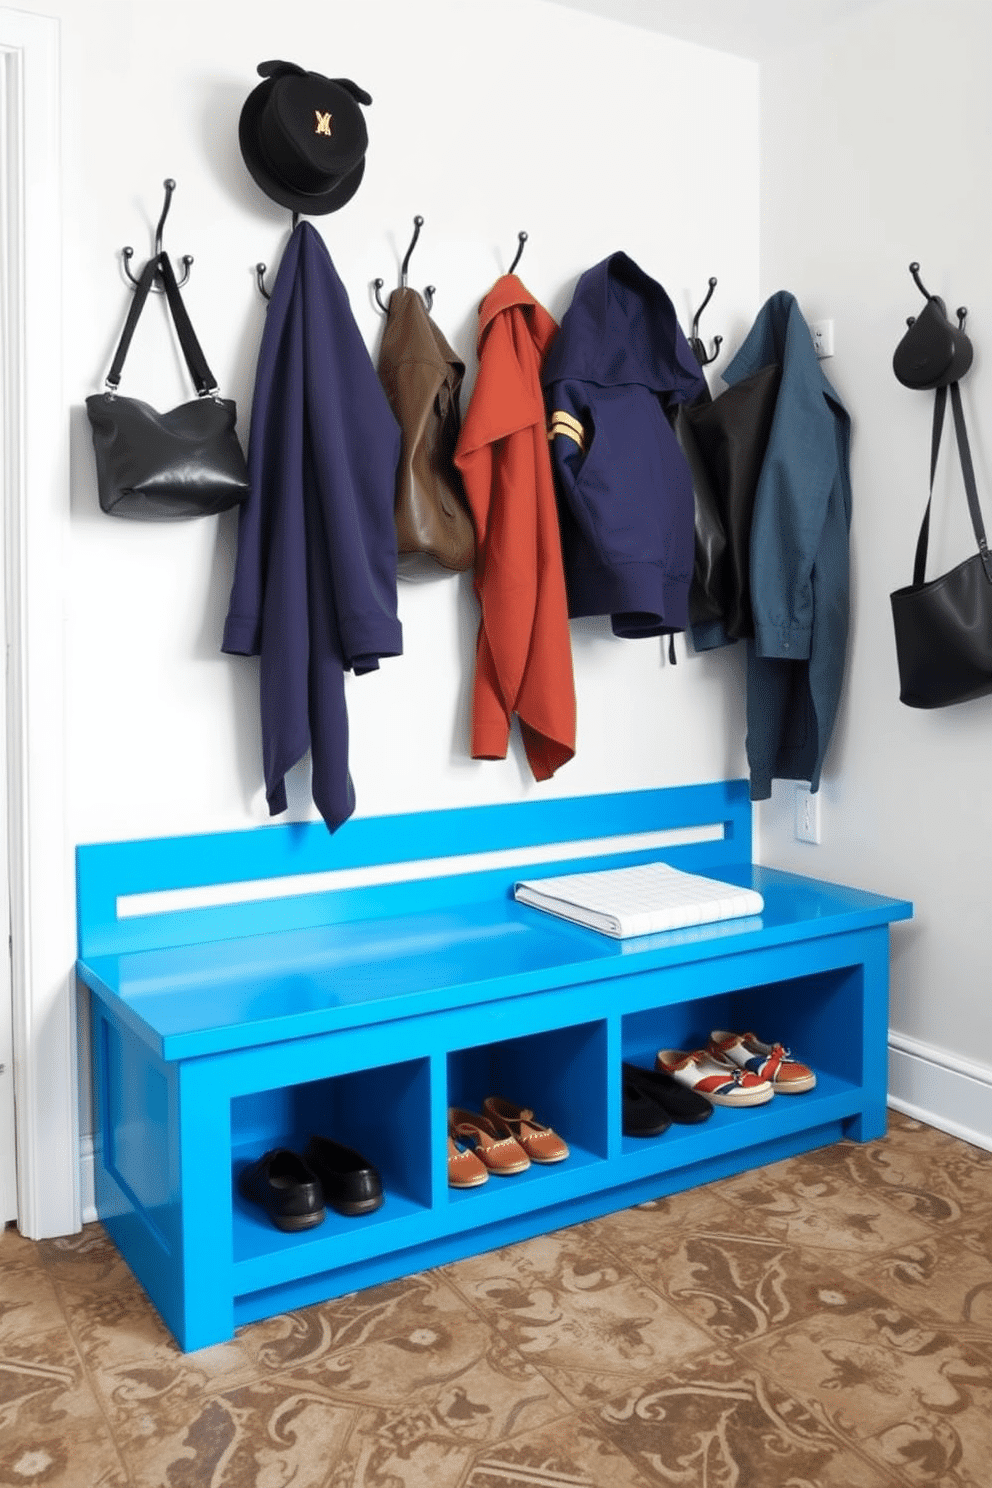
top-left (75, 780), bottom-right (912, 1352)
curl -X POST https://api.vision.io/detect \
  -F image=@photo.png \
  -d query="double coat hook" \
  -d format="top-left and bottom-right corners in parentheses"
top-left (373, 215), bottom-right (435, 314)
top-left (689, 277), bottom-right (723, 366)
top-left (905, 260), bottom-right (968, 330)
top-left (121, 179), bottom-right (193, 294)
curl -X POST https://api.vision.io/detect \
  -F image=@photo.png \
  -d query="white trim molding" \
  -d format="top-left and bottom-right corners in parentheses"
top-left (889, 1030), bottom-right (992, 1154)
top-left (1, 8), bottom-right (77, 1238)
top-left (80, 1131), bottom-right (97, 1226)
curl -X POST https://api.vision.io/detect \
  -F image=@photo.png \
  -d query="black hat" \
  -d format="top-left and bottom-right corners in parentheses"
top-left (238, 60), bottom-right (372, 215)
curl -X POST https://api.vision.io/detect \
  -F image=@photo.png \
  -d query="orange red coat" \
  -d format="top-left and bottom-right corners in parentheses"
top-left (454, 276), bottom-right (575, 781)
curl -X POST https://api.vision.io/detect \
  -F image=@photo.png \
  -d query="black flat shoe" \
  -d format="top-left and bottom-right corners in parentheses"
top-left (623, 1076), bottom-right (672, 1137)
top-left (238, 1148), bottom-right (326, 1232)
top-left (622, 1062), bottom-right (714, 1124)
top-left (304, 1135), bottom-right (384, 1216)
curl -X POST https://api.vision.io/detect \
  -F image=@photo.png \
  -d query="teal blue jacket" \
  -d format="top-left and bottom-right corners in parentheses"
top-left (723, 292), bottom-right (852, 799)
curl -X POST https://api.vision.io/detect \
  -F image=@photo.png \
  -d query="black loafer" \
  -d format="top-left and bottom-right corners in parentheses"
top-left (623, 1076), bottom-right (672, 1137)
top-left (622, 1062), bottom-right (713, 1124)
top-left (304, 1136), bottom-right (384, 1216)
top-left (238, 1148), bottom-right (326, 1232)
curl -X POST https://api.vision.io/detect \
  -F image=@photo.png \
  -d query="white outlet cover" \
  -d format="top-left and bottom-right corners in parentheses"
top-left (795, 784), bottom-right (821, 844)
top-left (811, 319), bottom-right (834, 358)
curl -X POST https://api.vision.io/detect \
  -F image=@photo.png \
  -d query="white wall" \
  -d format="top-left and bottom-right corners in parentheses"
top-left (41, 0), bottom-right (760, 849)
top-left (758, 0), bottom-right (992, 1140)
top-left (22, 0), bottom-right (990, 1217)
top-left (9, 0), bottom-right (760, 1203)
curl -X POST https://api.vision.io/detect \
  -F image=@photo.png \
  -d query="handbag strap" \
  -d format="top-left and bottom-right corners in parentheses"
top-left (156, 252), bottom-right (219, 397)
top-left (105, 255), bottom-right (160, 390)
top-left (105, 253), bottom-right (219, 397)
top-left (913, 380), bottom-right (992, 586)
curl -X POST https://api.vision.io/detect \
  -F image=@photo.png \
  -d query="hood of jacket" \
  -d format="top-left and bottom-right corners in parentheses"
top-left (541, 251), bottom-right (705, 404)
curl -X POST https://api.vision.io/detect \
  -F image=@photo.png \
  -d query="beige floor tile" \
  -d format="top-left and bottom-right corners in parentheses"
top-left (593, 1350), bottom-right (891, 1486)
top-left (835, 1125), bottom-right (992, 1227)
top-left (35, 1225), bottom-right (127, 1289)
top-left (320, 1401), bottom-right (477, 1487)
top-left (241, 1271), bottom-right (482, 1383)
top-left (887, 1110), bottom-right (992, 1157)
top-left (0, 1328), bottom-right (128, 1487)
top-left (852, 1218), bottom-right (992, 1349)
top-left (618, 1224), bottom-right (890, 1345)
top-left (57, 1273), bottom-right (262, 1442)
top-left (0, 1428), bottom-right (128, 1488)
top-left (237, 1271), bottom-right (573, 1441)
top-left (313, 1396), bottom-right (620, 1488)
top-left (592, 1182), bottom-right (740, 1245)
top-left (0, 1222), bottom-right (42, 1267)
top-left (738, 1301), bottom-right (992, 1483)
top-left (712, 1150), bottom-right (938, 1255)
top-left (445, 1226), bottom-right (712, 1404)
top-left (461, 1412), bottom-right (657, 1488)
top-left (116, 1375), bottom-right (358, 1487)
top-left (0, 1251), bottom-right (70, 1350)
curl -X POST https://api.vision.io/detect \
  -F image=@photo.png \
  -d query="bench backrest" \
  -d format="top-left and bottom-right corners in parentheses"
top-left (77, 780), bottom-right (752, 958)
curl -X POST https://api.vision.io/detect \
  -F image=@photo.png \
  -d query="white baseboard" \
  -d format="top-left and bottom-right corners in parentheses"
top-left (888, 1031), bottom-right (992, 1153)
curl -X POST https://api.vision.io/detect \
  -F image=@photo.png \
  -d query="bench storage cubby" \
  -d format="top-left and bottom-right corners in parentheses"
top-left (76, 780), bottom-right (912, 1351)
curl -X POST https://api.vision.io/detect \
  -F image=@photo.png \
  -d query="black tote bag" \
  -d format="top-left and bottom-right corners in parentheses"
top-left (86, 253), bottom-right (249, 520)
top-left (890, 381), bottom-right (992, 708)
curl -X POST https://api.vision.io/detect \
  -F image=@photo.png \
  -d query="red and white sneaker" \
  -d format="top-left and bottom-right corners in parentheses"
top-left (708, 1030), bottom-right (817, 1094)
top-left (655, 1048), bottom-right (773, 1107)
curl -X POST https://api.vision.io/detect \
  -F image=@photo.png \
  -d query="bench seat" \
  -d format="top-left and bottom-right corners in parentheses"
top-left (76, 781), bottom-right (912, 1351)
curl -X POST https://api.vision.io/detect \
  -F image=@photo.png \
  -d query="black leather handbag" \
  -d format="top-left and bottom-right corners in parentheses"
top-left (86, 253), bottom-right (249, 520)
top-left (890, 381), bottom-right (992, 708)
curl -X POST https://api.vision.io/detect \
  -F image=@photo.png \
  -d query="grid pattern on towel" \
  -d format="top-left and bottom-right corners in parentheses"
top-left (515, 861), bottom-right (764, 937)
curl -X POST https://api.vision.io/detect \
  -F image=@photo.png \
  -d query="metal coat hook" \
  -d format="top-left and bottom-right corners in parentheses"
top-left (508, 231), bottom-right (527, 275)
top-left (373, 215), bottom-right (435, 314)
top-left (256, 212), bottom-right (301, 301)
top-left (909, 261), bottom-right (933, 302)
top-left (689, 276), bottom-right (723, 366)
top-left (902, 265), bottom-right (969, 332)
top-left (401, 214), bottom-right (424, 284)
top-left (894, 262), bottom-right (974, 388)
top-left (121, 179), bottom-right (193, 294)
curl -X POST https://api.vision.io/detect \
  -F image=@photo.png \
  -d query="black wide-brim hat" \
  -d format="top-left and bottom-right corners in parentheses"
top-left (239, 60), bottom-right (372, 215)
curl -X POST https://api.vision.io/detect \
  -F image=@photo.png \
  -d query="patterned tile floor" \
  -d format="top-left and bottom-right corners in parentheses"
top-left (3, 1112), bottom-right (992, 1487)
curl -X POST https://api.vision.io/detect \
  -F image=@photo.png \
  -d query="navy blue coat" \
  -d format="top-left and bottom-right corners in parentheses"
top-left (222, 223), bottom-right (402, 830)
top-left (541, 253), bottom-right (706, 637)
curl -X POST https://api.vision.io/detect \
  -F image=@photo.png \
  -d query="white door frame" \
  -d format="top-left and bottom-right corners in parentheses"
top-left (1, 8), bottom-right (77, 1239)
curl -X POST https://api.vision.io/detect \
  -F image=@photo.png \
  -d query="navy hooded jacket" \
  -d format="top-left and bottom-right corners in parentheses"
top-left (541, 253), bottom-right (706, 637)
top-left (222, 223), bottom-right (402, 830)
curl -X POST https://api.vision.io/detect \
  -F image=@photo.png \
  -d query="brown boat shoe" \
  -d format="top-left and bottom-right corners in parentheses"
top-left (446, 1133), bottom-right (489, 1188)
top-left (482, 1097), bottom-right (570, 1164)
top-left (448, 1108), bottom-right (531, 1175)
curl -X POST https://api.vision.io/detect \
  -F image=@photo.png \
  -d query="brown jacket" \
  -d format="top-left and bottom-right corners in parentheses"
top-left (377, 287), bottom-right (475, 571)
